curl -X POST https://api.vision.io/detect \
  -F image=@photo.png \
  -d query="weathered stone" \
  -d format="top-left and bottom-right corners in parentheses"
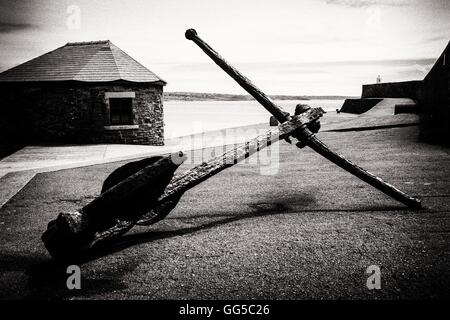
top-left (0, 82), bottom-right (164, 145)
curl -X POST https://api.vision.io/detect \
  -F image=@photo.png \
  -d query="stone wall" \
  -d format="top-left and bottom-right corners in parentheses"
top-left (338, 41), bottom-right (449, 144)
top-left (0, 81), bottom-right (164, 145)
top-left (421, 41), bottom-right (450, 143)
top-left (339, 98), bottom-right (383, 114)
top-left (361, 80), bottom-right (423, 101)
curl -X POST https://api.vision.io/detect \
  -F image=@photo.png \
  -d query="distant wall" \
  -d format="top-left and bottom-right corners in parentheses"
top-left (421, 42), bottom-right (450, 143)
top-left (340, 41), bottom-right (449, 144)
top-left (361, 80), bottom-right (423, 101)
top-left (339, 98), bottom-right (383, 114)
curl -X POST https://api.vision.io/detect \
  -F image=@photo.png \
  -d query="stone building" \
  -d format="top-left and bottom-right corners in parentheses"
top-left (0, 40), bottom-right (166, 145)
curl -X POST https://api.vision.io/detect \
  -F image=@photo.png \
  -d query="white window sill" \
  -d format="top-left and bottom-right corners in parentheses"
top-left (104, 125), bottom-right (139, 130)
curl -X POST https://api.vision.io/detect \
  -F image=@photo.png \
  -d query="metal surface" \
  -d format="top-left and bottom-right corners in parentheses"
top-left (185, 28), bottom-right (421, 209)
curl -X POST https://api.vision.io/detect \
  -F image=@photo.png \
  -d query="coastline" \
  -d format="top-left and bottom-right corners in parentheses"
top-left (164, 91), bottom-right (357, 102)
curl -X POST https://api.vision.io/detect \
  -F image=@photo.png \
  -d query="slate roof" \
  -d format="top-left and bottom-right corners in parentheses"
top-left (0, 40), bottom-right (166, 84)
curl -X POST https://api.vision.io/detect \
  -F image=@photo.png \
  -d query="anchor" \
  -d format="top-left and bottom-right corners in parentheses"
top-left (42, 29), bottom-right (421, 261)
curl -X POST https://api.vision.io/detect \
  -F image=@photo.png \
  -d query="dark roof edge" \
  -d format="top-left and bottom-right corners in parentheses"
top-left (66, 40), bottom-right (110, 46)
top-left (0, 79), bottom-right (167, 86)
top-left (0, 40), bottom-right (168, 86)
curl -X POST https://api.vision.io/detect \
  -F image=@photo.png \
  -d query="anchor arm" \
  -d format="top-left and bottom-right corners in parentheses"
top-left (42, 110), bottom-right (323, 259)
top-left (185, 28), bottom-right (421, 209)
top-left (136, 108), bottom-right (325, 225)
top-left (185, 28), bottom-right (289, 123)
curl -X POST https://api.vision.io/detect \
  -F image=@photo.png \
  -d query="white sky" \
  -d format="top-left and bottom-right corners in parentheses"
top-left (0, 0), bottom-right (449, 95)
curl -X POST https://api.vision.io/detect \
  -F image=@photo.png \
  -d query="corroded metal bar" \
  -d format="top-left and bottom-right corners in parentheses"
top-left (185, 29), bottom-right (289, 123)
top-left (42, 109), bottom-right (323, 259)
top-left (42, 154), bottom-right (186, 259)
top-left (308, 136), bottom-right (421, 208)
top-left (137, 108), bottom-right (324, 225)
top-left (185, 28), bottom-right (421, 209)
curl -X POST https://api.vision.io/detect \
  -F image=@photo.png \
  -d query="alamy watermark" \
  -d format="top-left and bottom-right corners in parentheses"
top-left (168, 125), bottom-right (281, 175)
top-left (66, 265), bottom-right (81, 290)
top-left (66, 4), bottom-right (81, 30)
top-left (366, 265), bottom-right (381, 290)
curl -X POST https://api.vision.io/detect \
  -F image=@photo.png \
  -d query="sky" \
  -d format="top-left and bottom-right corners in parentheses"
top-left (0, 0), bottom-right (448, 95)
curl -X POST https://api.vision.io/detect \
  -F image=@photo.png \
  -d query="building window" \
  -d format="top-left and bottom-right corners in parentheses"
top-left (109, 98), bottom-right (133, 125)
top-left (104, 92), bottom-right (136, 129)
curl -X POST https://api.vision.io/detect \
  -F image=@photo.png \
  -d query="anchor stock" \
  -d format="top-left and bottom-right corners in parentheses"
top-left (184, 28), bottom-right (421, 209)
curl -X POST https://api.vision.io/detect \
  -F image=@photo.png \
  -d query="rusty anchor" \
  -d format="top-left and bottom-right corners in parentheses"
top-left (183, 28), bottom-right (421, 209)
top-left (42, 109), bottom-right (323, 260)
top-left (42, 29), bottom-right (421, 261)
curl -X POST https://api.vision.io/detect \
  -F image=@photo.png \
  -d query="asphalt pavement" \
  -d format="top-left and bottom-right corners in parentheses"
top-left (0, 124), bottom-right (449, 299)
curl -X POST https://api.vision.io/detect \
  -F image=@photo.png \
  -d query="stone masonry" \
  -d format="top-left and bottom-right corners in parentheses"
top-left (0, 82), bottom-right (164, 145)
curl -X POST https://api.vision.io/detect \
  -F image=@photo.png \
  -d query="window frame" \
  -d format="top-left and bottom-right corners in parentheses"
top-left (104, 92), bottom-right (138, 130)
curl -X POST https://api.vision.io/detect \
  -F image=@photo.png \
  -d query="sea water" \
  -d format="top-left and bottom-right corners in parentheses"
top-left (164, 99), bottom-right (344, 138)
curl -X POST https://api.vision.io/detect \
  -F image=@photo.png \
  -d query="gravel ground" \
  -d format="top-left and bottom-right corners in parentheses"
top-left (0, 125), bottom-right (449, 299)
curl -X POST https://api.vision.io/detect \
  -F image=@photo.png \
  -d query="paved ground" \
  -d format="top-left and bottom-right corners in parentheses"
top-left (0, 124), bottom-right (268, 207)
top-left (363, 98), bottom-right (416, 117)
top-left (329, 98), bottom-right (420, 132)
top-left (0, 123), bottom-right (449, 299)
top-left (0, 105), bottom-right (355, 208)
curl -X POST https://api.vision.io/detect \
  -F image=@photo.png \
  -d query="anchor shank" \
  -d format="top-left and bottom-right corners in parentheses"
top-left (137, 109), bottom-right (324, 225)
top-left (185, 29), bottom-right (289, 123)
top-left (307, 135), bottom-right (421, 208)
top-left (185, 28), bottom-right (421, 208)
